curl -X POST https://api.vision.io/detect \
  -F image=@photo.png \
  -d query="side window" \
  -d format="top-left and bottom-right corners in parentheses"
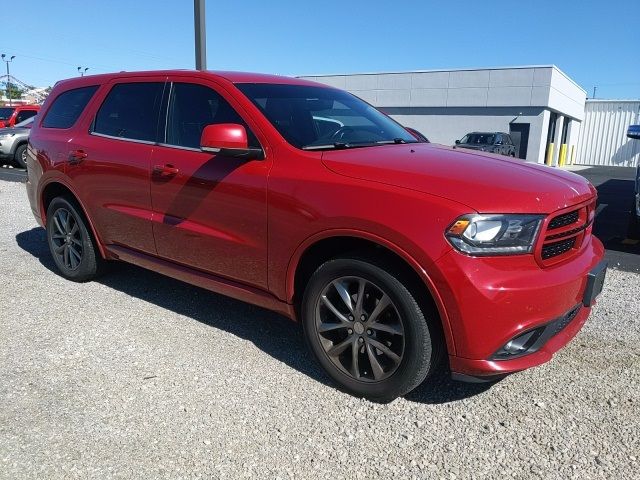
top-left (15, 109), bottom-right (38, 124)
top-left (495, 134), bottom-right (503, 144)
top-left (166, 82), bottom-right (259, 149)
top-left (42, 86), bottom-right (98, 129)
top-left (93, 82), bottom-right (164, 142)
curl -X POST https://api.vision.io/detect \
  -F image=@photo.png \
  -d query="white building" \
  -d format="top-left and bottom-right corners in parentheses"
top-left (575, 100), bottom-right (640, 167)
top-left (300, 65), bottom-right (586, 166)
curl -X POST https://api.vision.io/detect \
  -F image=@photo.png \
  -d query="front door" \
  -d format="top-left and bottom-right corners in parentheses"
top-left (149, 80), bottom-right (270, 289)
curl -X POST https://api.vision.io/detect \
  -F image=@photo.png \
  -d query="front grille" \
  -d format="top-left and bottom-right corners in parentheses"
top-left (537, 200), bottom-right (595, 264)
top-left (548, 210), bottom-right (579, 230)
top-left (545, 224), bottom-right (588, 241)
top-left (541, 238), bottom-right (576, 259)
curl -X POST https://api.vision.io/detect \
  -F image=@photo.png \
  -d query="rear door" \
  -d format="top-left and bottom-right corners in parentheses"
top-left (149, 78), bottom-right (270, 289)
top-left (67, 77), bottom-right (166, 254)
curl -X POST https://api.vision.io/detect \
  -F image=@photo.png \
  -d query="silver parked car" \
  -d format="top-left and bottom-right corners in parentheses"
top-left (0, 116), bottom-right (35, 169)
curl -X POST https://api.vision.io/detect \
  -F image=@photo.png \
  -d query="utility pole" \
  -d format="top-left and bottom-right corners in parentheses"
top-left (194, 0), bottom-right (207, 70)
top-left (592, 86), bottom-right (597, 99)
top-left (77, 67), bottom-right (89, 76)
top-left (1, 54), bottom-right (16, 107)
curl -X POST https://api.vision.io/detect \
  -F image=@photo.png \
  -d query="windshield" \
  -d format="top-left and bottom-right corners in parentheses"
top-left (460, 133), bottom-right (495, 145)
top-left (0, 107), bottom-right (15, 121)
top-left (236, 83), bottom-right (417, 150)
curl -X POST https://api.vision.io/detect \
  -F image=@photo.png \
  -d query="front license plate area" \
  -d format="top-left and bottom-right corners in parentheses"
top-left (583, 261), bottom-right (607, 307)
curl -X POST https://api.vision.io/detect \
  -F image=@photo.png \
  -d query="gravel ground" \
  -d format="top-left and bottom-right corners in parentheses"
top-left (1, 180), bottom-right (639, 479)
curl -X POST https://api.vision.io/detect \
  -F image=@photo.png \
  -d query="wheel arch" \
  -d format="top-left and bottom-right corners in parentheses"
top-left (287, 230), bottom-right (456, 355)
top-left (40, 180), bottom-right (107, 259)
top-left (11, 139), bottom-right (28, 155)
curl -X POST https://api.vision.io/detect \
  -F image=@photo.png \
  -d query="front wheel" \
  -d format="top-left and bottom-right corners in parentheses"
top-left (13, 144), bottom-right (27, 169)
top-left (46, 196), bottom-right (103, 282)
top-left (302, 258), bottom-right (439, 401)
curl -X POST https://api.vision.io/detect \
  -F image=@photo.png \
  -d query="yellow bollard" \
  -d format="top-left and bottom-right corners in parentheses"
top-left (545, 143), bottom-right (554, 166)
top-left (559, 144), bottom-right (567, 167)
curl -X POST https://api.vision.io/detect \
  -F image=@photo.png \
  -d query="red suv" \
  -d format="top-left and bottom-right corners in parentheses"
top-left (0, 104), bottom-right (40, 128)
top-left (26, 71), bottom-right (606, 401)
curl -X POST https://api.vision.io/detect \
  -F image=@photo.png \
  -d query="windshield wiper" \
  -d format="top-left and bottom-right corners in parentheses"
top-left (302, 142), bottom-right (346, 151)
top-left (375, 138), bottom-right (409, 145)
top-left (302, 139), bottom-right (416, 151)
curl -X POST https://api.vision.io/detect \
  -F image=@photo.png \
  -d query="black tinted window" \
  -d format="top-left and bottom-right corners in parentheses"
top-left (0, 107), bottom-right (15, 121)
top-left (166, 82), bottom-right (258, 149)
top-left (42, 86), bottom-right (98, 129)
top-left (15, 109), bottom-right (38, 124)
top-left (94, 82), bottom-right (164, 142)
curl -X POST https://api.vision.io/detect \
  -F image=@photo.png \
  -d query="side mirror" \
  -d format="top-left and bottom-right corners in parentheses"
top-left (200, 123), bottom-right (263, 159)
top-left (455, 139), bottom-right (460, 145)
top-left (627, 125), bottom-right (640, 140)
top-left (495, 141), bottom-right (503, 145)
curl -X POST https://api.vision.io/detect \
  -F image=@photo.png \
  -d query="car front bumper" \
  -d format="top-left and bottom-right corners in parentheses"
top-left (430, 233), bottom-right (605, 379)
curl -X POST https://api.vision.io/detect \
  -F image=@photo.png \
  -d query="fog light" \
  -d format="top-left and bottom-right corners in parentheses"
top-left (503, 339), bottom-right (526, 354)
top-left (493, 327), bottom-right (545, 359)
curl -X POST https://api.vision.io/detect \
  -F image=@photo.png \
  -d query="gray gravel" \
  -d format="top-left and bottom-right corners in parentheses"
top-left (1, 179), bottom-right (639, 479)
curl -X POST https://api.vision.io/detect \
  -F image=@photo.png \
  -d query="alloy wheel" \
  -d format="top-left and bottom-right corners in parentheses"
top-left (315, 276), bottom-right (405, 382)
top-left (50, 208), bottom-right (83, 270)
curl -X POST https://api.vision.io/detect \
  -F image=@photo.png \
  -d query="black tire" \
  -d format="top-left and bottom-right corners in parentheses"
top-left (13, 143), bottom-right (27, 169)
top-left (301, 258), bottom-right (439, 402)
top-left (46, 196), bottom-right (102, 282)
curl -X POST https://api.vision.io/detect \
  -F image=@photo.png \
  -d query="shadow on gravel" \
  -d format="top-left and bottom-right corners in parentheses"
top-left (17, 226), bottom-right (493, 405)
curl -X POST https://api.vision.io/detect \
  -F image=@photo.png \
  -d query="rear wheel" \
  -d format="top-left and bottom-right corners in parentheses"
top-left (13, 144), bottom-right (27, 169)
top-left (302, 258), bottom-right (439, 402)
top-left (46, 197), bottom-right (102, 282)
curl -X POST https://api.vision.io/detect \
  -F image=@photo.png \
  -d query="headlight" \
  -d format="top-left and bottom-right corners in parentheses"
top-left (446, 214), bottom-right (544, 255)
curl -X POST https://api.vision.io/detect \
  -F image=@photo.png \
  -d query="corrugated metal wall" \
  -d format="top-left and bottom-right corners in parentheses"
top-left (575, 100), bottom-right (640, 167)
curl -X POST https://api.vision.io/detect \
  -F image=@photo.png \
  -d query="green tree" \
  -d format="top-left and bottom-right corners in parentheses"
top-left (1, 82), bottom-right (24, 100)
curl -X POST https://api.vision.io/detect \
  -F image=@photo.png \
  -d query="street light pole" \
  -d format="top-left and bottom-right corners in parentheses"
top-left (77, 67), bottom-right (89, 76)
top-left (194, 0), bottom-right (207, 70)
top-left (1, 54), bottom-right (16, 107)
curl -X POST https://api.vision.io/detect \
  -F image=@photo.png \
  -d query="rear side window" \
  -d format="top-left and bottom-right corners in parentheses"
top-left (42, 86), bottom-right (98, 129)
top-left (93, 82), bottom-right (164, 142)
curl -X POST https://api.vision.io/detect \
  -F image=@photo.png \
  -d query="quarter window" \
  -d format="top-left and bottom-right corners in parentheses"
top-left (165, 82), bottom-right (259, 149)
top-left (93, 82), bottom-right (164, 142)
top-left (42, 86), bottom-right (98, 129)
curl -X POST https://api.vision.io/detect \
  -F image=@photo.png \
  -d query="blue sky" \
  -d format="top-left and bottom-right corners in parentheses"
top-left (4, 0), bottom-right (640, 98)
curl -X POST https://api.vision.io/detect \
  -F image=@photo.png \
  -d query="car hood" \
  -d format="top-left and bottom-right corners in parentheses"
top-left (321, 143), bottom-right (596, 213)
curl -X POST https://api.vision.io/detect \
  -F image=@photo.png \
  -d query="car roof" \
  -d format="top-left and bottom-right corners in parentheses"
top-left (52, 70), bottom-right (327, 89)
top-left (468, 131), bottom-right (508, 135)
